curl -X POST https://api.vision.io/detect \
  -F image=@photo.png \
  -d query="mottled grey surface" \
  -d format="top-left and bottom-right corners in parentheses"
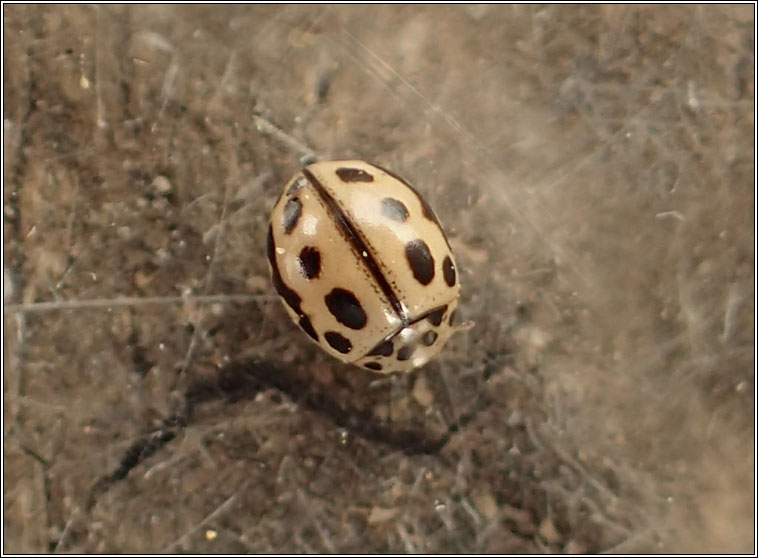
top-left (4, 5), bottom-right (754, 553)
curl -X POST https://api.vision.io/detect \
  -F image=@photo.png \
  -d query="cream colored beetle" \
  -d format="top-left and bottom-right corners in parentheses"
top-left (267, 160), bottom-right (464, 373)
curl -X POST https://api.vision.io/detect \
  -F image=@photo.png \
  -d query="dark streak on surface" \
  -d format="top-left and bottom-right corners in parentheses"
top-left (88, 410), bottom-right (187, 510)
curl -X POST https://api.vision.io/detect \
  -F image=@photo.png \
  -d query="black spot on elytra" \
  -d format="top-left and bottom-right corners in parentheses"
top-left (267, 226), bottom-right (303, 315)
top-left (381, 197), bottom-right (409, 222)
top-left (397, 345), bottom-right (414, 361)
top-left (443, 255), bottom-right (456, 287)
top-left (268, 226), bottom-right (318, 342)
top-left (422, 330), bottom-right (438, 346)
top-left (298, 246), bottom-right (321, 279)
top-left (377, 167), bottom-right (435, 222)
top-left (369, 339), bottom-right (394, 357)
top-left (408, 188), bottom-right (441, 227)
top-left (419, 195), bottom-right (453, 252)
top-left (405, 239), bottom-right (435, 285)
top-left (287, 176), bottom-right (307, 197)
top-left (364, 362), bottom-right (382, 371)
top-left (426, 305), bottom-right (448, 327)
top-left (368, 162), bottom-right (453, 251)
top-left (267, 225), bottom-right (276, 265)
top-left (282, 198), bottom-right (302, 234)
top-left (336, 167), bottom-right (374, 182)
top-left (448, 308), bottom-right (458, 326)
top-left (419, 195), bottom-right (439, 224)
top-left (299, 316), bottom-right (318, 341)
top-left (324, 288), bottom-right (367, 330)
top-left (325, 331), bottom-right (352, 354)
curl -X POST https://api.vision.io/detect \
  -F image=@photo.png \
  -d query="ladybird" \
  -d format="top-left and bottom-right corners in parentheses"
top-left (266, 160), bottom-right (464, 373)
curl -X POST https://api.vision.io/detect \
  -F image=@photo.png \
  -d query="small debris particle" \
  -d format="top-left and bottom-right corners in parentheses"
top-left (312, 365), bottom-right (334, 386)
top-left (501, 505), bottom-right (534, 532)
top-left (412, 375), bottom-right (434, 407)
top-left (368, 507), bottom-right (397, 524)
top-left (373, 404), bottom-right (389, 421)
top-left (4, 268), bottom-right (14, 303)
top-left (152, 175), bottom-right (172, 194)
top-left (538, 517), bottom-right (561, 544)
top-left (472, 489), bottom-right (498, 520)
top-left (245, 275), bottom-right (269, 292)
top-left (133, 268), bottom-right (154, 289)
top-left (205, 529), bottom-right (217, 541)
top-left (564, 540), bottom-right (587, 554)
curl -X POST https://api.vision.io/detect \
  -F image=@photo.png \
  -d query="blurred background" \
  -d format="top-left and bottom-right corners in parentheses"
top-left (3, 5), bottom-right (754, 553)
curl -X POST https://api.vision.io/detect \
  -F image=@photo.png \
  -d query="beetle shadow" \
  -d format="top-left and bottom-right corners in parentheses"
top-left (87, 355), bottom-right (456, 510)
top-left (187, 356), bottom-right (455, 453)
